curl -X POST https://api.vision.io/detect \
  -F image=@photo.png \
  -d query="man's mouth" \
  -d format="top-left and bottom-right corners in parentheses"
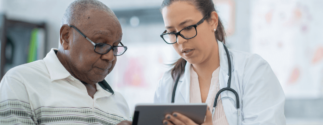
top-left (96, 64), bottom-right (112, 71)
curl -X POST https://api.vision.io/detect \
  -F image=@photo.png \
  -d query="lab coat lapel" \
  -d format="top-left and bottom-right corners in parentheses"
top-left (218, 41), bottom-right (237, 125)
top-left (218, 41), bottom-right (229, 91)
top-left (176, 61), bottom-right (191, 103)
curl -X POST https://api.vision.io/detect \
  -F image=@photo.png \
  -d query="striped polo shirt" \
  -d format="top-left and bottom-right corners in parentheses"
top-left (0, 49), bottom-right (130, 125)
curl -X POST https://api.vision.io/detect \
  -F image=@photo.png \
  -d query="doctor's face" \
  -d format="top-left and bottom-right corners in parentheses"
top-left (161, 1), bottom-right (218, 65)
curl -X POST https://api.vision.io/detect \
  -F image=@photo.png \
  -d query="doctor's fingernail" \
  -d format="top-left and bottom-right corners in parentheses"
top-left (173, 113), bottom-right (177, 117)
top-left (167, 115), bottom-right (171, 119)
top-left (163, 121), bottom-right (168, 125)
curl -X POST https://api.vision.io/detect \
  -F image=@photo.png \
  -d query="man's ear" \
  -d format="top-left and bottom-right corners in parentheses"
top-left (209, 11), bottom-right (219, 31)
top-left (59, 25), bottom-right (71, 50)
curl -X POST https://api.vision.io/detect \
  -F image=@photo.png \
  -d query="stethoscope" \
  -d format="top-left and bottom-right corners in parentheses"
top-left (171, 44), bottom-right (240, 123)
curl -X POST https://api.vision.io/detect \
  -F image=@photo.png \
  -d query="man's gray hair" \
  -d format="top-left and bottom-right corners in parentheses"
top-left (62, 0), bottom-right (115, 25)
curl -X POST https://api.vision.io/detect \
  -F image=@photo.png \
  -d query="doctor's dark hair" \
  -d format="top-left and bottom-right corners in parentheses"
top-left (161, 0), bottom-right (226, 79)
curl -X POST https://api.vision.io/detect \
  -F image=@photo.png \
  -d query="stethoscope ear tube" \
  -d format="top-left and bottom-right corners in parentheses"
top-left (171, 74), bottom-right (181, 103)
top-left (223, 43), bottom-right (232, 88)
top-left (213, 44), bottom-right (240, 109)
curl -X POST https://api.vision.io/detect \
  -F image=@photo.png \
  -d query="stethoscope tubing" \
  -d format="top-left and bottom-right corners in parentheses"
top-left (171, 44), bottom-right (240, 119)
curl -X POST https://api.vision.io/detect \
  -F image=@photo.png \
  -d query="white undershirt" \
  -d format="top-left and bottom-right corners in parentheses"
top-left (190, 65), bottom-right (229, 125)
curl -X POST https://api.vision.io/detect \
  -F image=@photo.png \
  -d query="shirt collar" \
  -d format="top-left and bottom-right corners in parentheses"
top-left (44, 49), bottom-right (115, 94)
top-left (98, 80), bottom-right (114, 95)
top-left (43, 48), bottom-right (71, 81)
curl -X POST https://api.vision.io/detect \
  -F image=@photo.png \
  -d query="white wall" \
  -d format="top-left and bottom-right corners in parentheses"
top-left (4, 0), bottom-right (73, 52)
top-left (0, 0), bottom-right (3, 13)
top-left (3, 0), bottom-right (252, 53)
top-left (226, 0), bottom-right (251, 52)
top-left (2, 0), bottom-right (164, 53)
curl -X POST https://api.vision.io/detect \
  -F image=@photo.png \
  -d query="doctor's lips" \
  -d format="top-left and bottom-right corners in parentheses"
top-left (182, 48), bottom-right (195, 56)
top-left (182, 49), bottom-right (195, 53)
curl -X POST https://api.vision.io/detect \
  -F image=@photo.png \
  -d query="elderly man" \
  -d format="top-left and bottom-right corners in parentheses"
top-left (0, 0), bottom-right (132, 124)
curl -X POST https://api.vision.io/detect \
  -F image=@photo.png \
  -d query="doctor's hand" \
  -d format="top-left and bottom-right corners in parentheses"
top-left (163, 107), bottom-right (212, 125)
top-left (202, 107), bottom-right (213, 125)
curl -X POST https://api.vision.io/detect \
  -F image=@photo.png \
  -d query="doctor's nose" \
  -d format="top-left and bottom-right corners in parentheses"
top-left (177, 35), bottom-right (187, 44)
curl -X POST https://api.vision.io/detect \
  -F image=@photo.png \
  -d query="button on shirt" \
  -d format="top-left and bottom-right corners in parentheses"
top-left (0, 49), bottom-right (130, 125)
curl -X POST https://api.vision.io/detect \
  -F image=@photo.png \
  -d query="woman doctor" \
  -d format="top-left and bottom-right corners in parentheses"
top-left (154, 0), bottom-right (286, 125)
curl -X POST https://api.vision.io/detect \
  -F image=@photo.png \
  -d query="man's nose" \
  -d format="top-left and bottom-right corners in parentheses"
top-left (101, 49), bottom-right (116, 61)
top-left (177, 35), bottom-right (187, 44)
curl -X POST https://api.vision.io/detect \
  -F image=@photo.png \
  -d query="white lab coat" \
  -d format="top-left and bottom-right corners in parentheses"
top-left (154, 41), bottom-right (286, 125)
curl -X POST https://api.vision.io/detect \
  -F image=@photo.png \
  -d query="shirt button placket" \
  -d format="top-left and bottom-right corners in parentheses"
top-left (92, 98), bottom-right (96, 123)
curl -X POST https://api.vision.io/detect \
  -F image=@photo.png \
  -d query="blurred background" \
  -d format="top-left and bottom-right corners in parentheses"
top-left (0, 0), bottom-right (322, 124)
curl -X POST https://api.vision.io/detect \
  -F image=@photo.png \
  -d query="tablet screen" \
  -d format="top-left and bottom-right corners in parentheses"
top-left (132, 103), bottom-right (207, 125)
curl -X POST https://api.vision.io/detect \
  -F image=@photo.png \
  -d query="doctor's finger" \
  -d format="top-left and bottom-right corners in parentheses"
top-left (165, 114), bottom-right (186, 125)
top-left (171, 112), bottom-right (197, 125)
top-left (202, 107), bottom-right (213, 125)
top-left (163, 120), bottom-right (174, 125)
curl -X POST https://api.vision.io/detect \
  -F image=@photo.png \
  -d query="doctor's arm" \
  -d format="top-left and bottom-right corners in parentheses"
top-left (242, 55), bottom-right (286, 125)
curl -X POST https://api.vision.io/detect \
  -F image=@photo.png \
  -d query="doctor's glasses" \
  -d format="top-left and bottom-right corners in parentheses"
top-left (69, 25), bottom-right (127, 56)
top-left (160, 17), bottom-right (205, 44)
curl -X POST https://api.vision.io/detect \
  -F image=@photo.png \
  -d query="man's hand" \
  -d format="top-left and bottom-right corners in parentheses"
top-left (117, 120), bottom-right (132, 125)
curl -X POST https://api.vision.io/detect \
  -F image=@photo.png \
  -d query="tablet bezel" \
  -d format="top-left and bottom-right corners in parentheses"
top-left (132, 103), bottom-right (207, 125)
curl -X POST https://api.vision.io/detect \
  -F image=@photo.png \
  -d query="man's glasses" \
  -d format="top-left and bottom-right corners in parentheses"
top-left (69, 25), bottom-right (127, 56)
top-left (160, 17), bottom-right (205, 44)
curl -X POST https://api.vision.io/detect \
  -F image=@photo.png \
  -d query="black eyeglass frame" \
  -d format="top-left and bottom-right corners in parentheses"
top-left (69, 25), bottom-right (127, 56)
top-left (160, 17), bottom-right (205, 44)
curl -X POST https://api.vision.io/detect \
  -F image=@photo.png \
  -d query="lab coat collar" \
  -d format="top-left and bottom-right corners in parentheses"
top-left (177, 60), bottom-right (191, 103)
top-left (98, 80), bottom-right (115, 95)
top-left (178, 41), bottom-right (231, 103)
top-left (218, 41), bottom-right (231, 90)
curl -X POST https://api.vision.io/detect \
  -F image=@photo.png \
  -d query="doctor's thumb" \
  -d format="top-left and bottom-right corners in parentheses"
top-left (202, 106), bottom-right (213, 125)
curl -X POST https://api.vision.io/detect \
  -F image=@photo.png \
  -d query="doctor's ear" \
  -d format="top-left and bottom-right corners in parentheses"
top-left (209, 11), bottom-right (219, 31)
top-left (60, 24), bottom-right (71, 50)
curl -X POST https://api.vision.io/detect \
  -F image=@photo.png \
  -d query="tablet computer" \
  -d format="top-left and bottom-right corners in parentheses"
top-left (132, 103), bottom-right (207, 125)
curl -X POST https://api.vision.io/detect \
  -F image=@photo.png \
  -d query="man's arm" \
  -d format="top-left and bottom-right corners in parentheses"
top-left (117, 120), bottom-right (132, 125)
top-left (0, 75), bottom-right (36, 125)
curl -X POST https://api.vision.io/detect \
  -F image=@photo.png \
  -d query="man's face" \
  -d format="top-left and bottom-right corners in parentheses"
top-left (64, 9), bottom-right (122, 83)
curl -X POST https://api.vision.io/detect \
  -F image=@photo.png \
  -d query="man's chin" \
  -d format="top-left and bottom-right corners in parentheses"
top-left (88, 68), bottom-right (112, 83)
top-left (90, 75), bottom-right (107, 83)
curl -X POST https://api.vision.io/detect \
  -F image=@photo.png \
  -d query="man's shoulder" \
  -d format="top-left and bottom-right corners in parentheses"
top-left (4, 60), bottom-right (49, 82)
top-left (112, 91), bottom-right (128, 104)
top-left (109, 91), bottom-right (130, 119)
